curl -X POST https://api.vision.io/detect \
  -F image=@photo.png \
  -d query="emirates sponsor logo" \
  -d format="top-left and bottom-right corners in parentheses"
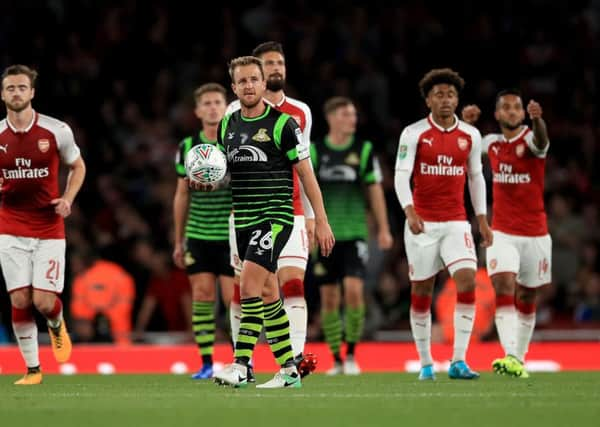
top-left (38, 139), bottom-right (50, 153)
top-left (457, 137), bottom-right (469, 151)
top-left (493, 163), bottom-right (531, 184)
top-left (420, 155), bottom-right (464, 176)
top-left (2, 157), bottom-right (49, 179)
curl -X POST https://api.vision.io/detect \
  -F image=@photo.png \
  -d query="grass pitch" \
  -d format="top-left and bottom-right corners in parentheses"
top-left (1, 372), bottom-right (598, 427)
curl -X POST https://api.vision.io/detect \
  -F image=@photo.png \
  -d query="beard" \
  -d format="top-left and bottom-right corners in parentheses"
top-left (499, 119), bottom-right (522, 131)
top-left (6, 99), bottom-right (30, 113)
top-left (266, 76), bottom-right (285, 92)
top-left (240, 96), bottom-right (262, 109)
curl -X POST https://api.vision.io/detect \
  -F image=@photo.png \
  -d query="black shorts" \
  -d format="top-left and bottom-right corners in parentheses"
top-left (236, 221), bottom-right (292, 273)
top-left (314, 240), bottom-right (368, 285)
top-left (185, 239), bottom-right (234, 277)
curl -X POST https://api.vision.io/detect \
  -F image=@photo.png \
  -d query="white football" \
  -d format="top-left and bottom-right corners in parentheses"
top-left (185, 143), bottom-right (227, 184)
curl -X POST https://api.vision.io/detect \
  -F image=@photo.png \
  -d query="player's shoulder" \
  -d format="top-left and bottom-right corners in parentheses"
top-left (284, 96), bottom-right (312, 115)
top-left (225, 99), bottom-right (241, 116)
top-left (36, 113), bottom-right (72, 134)
top-left (401, 118), bottom-right (431, 140)
top-left (457, 119), bottom-right (482, 139)
top-left (178, 134), bottom-right (194, 148)
top-left (0, 118), bottom-right (7, 134)
top-left (482, 133), bottom-right (503, 145)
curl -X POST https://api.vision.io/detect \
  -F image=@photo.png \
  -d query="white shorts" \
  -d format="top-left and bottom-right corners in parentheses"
top-left (486, 230), bottom-right (552, 288)
top-left (0, 234), bottom-right (66, 293)
top-left (229, 214), bottom-right (308, 274)
top-left (404, 220), bottom-right (477, 281)
top-left (277, 215), bottom-right (309, 270)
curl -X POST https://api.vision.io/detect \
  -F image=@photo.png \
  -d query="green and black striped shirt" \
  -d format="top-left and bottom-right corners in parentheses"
top-left (175, 131), bottom-right (232, 241)
top-left (217, 104), bottom-right (308, 230)
top-left (310, 135), bottom-right (381, 241)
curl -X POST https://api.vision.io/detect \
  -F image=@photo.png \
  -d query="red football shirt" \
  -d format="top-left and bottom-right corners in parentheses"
top-left (483, 126), bottom-right (548, 236)
top-left (395, 114), bottom-right (483, 221)
top-left (0, 112), bottom-right (81, 238)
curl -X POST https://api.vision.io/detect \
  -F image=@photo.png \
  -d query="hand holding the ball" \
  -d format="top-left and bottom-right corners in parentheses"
top-left (186, 178), bottom-right (216, 192)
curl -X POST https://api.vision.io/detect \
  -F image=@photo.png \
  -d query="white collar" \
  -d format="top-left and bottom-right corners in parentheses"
top-left (428, 113), bottom-right (459, 132)
top-left (503, 126), bottom-right (529, 143)
top-left (263, 93), bottom-right (286, 108)
top-left (7, 110), bottom-right (36, 133)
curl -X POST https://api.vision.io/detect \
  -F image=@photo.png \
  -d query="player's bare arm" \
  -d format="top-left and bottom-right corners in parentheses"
top-left (461, 104), bottom-right (481, 126)
top-left (172, 178), bottom-right (190, 269)
top-left (527, 100), bottom-right (549, 150)
top-left (294, 158), bottom-right (335, 256)
top-left (367, 184), bottom-right (393, 249)
top-left (52, 155), bottom-right (85, 218)
top-left (476, 214), bottom-right (493, 248)
top-left (404, 205), bottom-right (425, 235)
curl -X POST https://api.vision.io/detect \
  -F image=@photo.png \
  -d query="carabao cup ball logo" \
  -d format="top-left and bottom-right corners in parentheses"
top-left (185, 144), bottom-right (227, 184)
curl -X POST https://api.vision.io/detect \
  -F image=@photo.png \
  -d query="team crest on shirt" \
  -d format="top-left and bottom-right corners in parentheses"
top-left (38, 139), bottom-right (50, 153)
top-left (252, 128), bottom-right (271, 142)
top-left (345, 152), bottom-right (360, 166)
top-left (457, 137), bottom-right (469, 151)
top-left (489, 258), bottom-right (498, 270)
top-left (516, 144), bottom-right (525, 158)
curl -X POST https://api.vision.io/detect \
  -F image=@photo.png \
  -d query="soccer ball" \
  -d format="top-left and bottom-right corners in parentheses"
top-left (185, 144), bottom-right (227, 184)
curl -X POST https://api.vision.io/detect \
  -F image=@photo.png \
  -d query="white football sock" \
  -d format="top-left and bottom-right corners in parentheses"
top-left (515, 311), bottom-right (536, 362)
top-left (229, 302), bottom-right (241, 347)
top-left (410, 309), bottom-right (433, 367)
top-left (13, 320), bottom-right (39, 368)
top-left (452, 303), bottom-right (475, 362)
top-left (283, 296), bottom-right (307, 357)
top-left (495, 305), bottom-right (517, 356)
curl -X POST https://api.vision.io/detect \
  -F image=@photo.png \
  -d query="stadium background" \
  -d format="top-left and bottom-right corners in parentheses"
top-left (0, 1), bottom-right (599, 354)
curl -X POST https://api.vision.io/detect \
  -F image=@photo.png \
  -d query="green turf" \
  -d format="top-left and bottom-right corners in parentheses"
top-left (1, 373), bottom-right (599, 427)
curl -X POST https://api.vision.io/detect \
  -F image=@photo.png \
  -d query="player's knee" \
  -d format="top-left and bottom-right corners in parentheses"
top-left (344, 289), bottom-right (364, 308)
top-left (453, 268), bottom-right (477, 292)
top-left (193, 287), bottom-right (215, 301)
top-left (320, 288), bottom-right (340, 312)
top-left (9, 289), bottom-right (33, 309)
top-left (516, 285), bottom-right (536, 304)
top-left (492, 273), bottom-right (516, 295)
top-left (32, 293), bottom-right (55, 315)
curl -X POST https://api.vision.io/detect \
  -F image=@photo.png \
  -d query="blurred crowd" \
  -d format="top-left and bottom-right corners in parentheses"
top-left (1, 1), bottom-right (599, 344)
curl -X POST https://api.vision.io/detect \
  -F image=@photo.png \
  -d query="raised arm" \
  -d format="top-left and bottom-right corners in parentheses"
top-left (527, 100), bottom-right (549, 151)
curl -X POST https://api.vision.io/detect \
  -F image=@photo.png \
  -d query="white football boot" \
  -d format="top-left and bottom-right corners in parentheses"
top-left (256, 366), bottom-right (301, 389)
top-left (213, 362), bottom-right (248, 388)
top-left (343, 355), bottom-right (361, 375)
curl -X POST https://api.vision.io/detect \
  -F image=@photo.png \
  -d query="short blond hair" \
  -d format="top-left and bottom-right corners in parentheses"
top-left (228, 56), bottom-right (264, 81)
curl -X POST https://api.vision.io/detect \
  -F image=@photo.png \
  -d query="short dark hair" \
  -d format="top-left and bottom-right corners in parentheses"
top-left (323, 96), bottom-right (353, 116)
top-left (495, 88), bottom-right (522, 108)
top-left (193, 83), bottom-right (226, 103)
top-left (1, 64), bottom-right (38, 89)
top-left (228, 56), bottom-right (264, 81)
top-left (418, 68), bottom-right (465, 99)
top-left (252, 41), bottom-right (284, 58)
